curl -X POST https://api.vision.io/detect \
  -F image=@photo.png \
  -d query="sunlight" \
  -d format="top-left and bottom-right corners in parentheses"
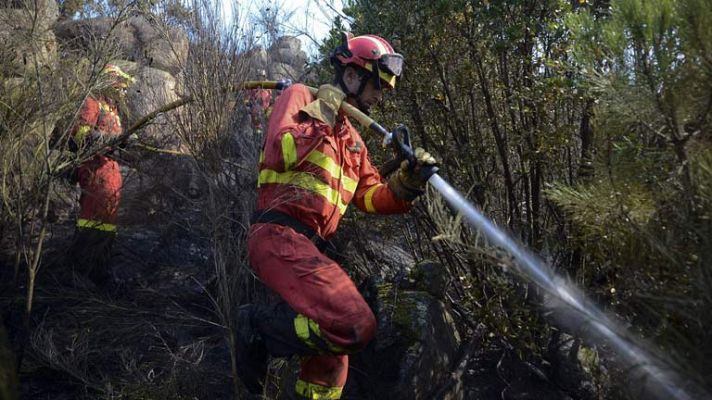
top-left (220, 0), bottom-right (346, 57)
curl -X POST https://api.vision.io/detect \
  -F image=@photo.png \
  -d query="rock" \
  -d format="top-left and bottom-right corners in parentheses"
top-left (0, 0), bottom-right (58, 27)
top-left (245, 47), bottom-right (269, 75)
top-left (54, 15), bottom-right (187, 74)
top-left (245, 36), bottom-right (308, 81)
top-left (348, 275), bottom-right (462, 400)
top-left (401, 260), bottom-right (450, 299)
top-left (0, 0), bottom-right (58, 77)
top-left (127, 16), bottom-right (187, 75)
top-left (546, 331), bottom-right (602, 399)
top-left (269, 62), bottom-right (298, 81)
top-left (125, 64), bottom-right (182, 148)
top-left (329, 221), bottom-right (415, 280)
top-left (54, 17), bottom-right (135, 59)
top-left (269, 36), bottom-right (306, 68)
top-left (2, 77), bottom-right (56, 138)
top-left (272, 36), bottom-right (301, 52)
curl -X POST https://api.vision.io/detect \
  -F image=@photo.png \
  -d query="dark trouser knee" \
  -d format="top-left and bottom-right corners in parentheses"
top-left (344, 307), bottom-right (376, 351)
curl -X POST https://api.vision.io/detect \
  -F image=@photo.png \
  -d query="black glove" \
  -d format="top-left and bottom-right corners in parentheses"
top-left (388, 147), bottom-right (438, 201)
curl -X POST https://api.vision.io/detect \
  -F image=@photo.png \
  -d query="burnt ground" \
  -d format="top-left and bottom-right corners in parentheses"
top-left (1, 173), bottom-right (602, 400)
top-left (1, 179), bottom-right (238, 399)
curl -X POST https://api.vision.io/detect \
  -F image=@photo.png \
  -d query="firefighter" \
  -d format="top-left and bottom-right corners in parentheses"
top-left (65, 64), bottom-right (135, 288)
top-left (246, 69), bottom-right (273, 134)
top-left (240, 33), bottom-right (437, 399)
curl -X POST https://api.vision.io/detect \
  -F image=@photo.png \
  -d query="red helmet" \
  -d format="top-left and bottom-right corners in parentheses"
top-left (331, 33), bottom-right (403, 89)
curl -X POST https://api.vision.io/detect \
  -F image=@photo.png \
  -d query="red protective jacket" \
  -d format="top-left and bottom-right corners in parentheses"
top-left (256, 84), bottom-right (410, 239)
top-left (73, 95), bottom-right (123, 144)
top-left (248, 88), bottom-right (272, 110)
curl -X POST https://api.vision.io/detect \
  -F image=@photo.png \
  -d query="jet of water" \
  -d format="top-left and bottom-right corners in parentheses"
top-left (429, 174), bottom-right (701, 400)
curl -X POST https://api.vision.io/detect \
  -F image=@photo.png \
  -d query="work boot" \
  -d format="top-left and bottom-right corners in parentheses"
top-left (65, 227), bottom-right (116, 289)
top-left (235, 304), bottom-right (269, 395)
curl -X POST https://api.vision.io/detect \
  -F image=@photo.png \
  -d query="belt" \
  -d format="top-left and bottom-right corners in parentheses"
top-left (251, 210), bottom-right (329, 252)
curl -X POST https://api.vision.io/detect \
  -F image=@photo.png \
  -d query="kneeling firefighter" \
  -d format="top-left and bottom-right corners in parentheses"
top-left (238, 33), bottom-right (437, 399)
top-left (66, 64), bottom-right (135, 288)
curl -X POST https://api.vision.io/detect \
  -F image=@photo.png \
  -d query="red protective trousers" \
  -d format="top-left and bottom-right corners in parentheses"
top-left (77, 154), bottom-right (122, 231)
top-left (248, 223), bottom-right (376, 398)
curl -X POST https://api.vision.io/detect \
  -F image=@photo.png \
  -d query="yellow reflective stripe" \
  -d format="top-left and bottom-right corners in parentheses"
top-left (364, 184), bottom-right (382, 213)
top-left (304, 150), bottom-right (358, 194)
top-left (103, 65), bottom-right (135, 84)
top-left (257, 151), bottom-right (266, 188)
top-left (77, 218), bottom-right (117, 232)
top-left (295, 379), bottom-right (343, 399)
top-left (294, 315), bottom-right (347, 354)
top-left (379, 69), bottom-right (397, 88)
top-left (308, 317), bottom-right (346, 353)
top-left (74, 125), bottom-right (92, 141)
top-left (258, 169), bottom-right (348, 214)
top-left (116, 70), bottom-right (134, 82)
top-left (294, 314), bottom-right (321, 352)
top-left (282, 132), bottom-right (297, 170)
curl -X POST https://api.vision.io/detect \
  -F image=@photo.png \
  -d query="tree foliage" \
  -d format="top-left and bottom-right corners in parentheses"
top-left (314, 0), bottom-right (712, 396)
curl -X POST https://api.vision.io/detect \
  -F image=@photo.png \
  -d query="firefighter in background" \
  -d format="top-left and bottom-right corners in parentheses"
top-left (237, 34), bottom-right (438, 399)
top-left (66, 64), bottom-right (135, 288)
top-left (246, 69), bottom-right (273, 134)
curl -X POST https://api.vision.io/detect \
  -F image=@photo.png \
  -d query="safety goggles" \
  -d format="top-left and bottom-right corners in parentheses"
top-left (378, 53), bottom-right (403, 78)
top-left (364, 54), bottom-right (404, 89)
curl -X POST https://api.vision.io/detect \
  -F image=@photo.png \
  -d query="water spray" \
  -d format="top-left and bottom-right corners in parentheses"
top-left (125, 80), bottom-right (703, 398)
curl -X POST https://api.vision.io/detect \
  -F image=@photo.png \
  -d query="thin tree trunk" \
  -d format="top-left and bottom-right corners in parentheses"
top-left (578, 99), bottom-right (595, 181)
top-left (475, 57), bottom-right (518, 225)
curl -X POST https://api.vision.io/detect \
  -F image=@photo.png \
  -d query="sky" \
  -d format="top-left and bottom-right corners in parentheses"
top-left (223, 0), bottom-right (347, 58)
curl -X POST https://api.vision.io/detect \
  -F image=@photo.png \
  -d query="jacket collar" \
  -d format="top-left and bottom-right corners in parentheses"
top-left (299, 85), bottom-right (347, 129)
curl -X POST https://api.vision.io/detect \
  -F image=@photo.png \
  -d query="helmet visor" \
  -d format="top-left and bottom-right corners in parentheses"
top-left (378, 53), bottom-right (403, 77)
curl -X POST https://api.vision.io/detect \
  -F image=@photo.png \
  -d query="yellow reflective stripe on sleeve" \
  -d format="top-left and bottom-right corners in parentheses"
top-left (258, 169), bottom-right (349, 214)
top-left (295, 379), bottom-right (343, 399)
top-left (294, 314), bottom-right (321, 352)
top-left (304, 150), bottom-right (358, 194)
top-left (257, 151), bottom-right (266, 188)
top-left (77, 218), bottom-right (117, 232)
top-left (74, 125), bottom-right (92, 142)
top-left (281, 132), bottom-right (297, 170)
top-left (294, 314), bottom-right (347, 354)
top-left (363, 184), bottom-right (382, 213)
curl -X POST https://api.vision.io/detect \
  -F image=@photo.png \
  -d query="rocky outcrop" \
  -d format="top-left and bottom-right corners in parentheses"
top-left (245, 35), bottom-right (308, 81)
top-left (127, 16), bottom-right (188, 75)
top-left (53, 16), bottom-right (188, 75)
top-left (268, 36), bottom-right (307, 80)
top-left (125, 63), bottom-right (182, 147)
top-left (0, 0), bottom-right (58, 77)
top-left (349, 261), bottom-right (463, 400)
